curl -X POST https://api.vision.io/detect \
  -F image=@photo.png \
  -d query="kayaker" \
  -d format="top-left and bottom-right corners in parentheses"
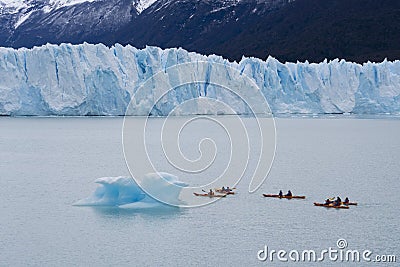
top-left (208, 189), bottom-right (214, 196)
top-left (279, 190), bottom-right (283, 197)
top-left (285, 190), bottom-right (292, 197)
top-left (221, 186), bottom-right (226, 192)
top-left (324, 198), bottom-right (332, 205)
top-left (344, 197), bottom-right (349, 204)
top-left (334, 196), bottom-right (342, 206)
top-left (226, 186), bottom-right (231, 192)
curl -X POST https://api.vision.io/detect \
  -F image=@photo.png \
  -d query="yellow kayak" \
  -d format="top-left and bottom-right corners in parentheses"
top-left (314, 202), bottom-right (349, 209)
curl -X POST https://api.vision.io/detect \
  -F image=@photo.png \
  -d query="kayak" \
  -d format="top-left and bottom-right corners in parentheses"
top-left (193, 193), bottom-right (226, 198)
top-left (324, 201), bottom-right (358, 206)
top-left (263, 194), bottom-right (306, 199)
top-left (341, 202), bottom-right (358, 206)
top-left (314, 202), bottom-right (349, 209)
top-left (215, 189), bottom-right (235, 194)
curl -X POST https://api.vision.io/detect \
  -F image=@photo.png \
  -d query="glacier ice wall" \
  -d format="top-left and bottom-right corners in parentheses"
top-left (0, 43), bottom-right (399, 116)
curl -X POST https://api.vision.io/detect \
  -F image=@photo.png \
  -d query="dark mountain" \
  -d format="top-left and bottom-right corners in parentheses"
top-left (1, 0), bottom-right (399, 63)
top-left (0, 0), bottom-right (136, 47)
top-left (225, 0), bottom-right (400, 62)
top-left (114, 0), bottom-right (291, 57)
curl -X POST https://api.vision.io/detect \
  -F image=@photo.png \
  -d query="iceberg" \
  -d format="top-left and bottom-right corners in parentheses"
top-left (0, 43), bottom-right (400, 116)
top-left (74, 172), bottom-right (188, 207)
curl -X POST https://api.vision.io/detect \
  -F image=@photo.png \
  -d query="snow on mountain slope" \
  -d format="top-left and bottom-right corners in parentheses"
top-left (0, 0), bottom-right (27, 8)
top-left (0, 43), bottom-right (399, 116)
top-left (135, 0), bottom-right (158, 13)
top-left (13, 9), bottom-right (32, 27)
top-left (1, 0), bottom-right (99, 11)
top-left (40, 0), bottom-right (96, 12)
top-left (0, 0), bottom-right (158, 14)
top-left (49, 0), bottom-right (96, 8)
top-left (1, 0), bottom-right (160, 39)
top-left (48, 0), bottom-right (159, 13)
top-left (0, 0), bottom-right (29, 14)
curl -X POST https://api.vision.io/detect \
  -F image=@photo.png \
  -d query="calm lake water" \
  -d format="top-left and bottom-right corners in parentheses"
top-left (0, 117), bottom-right (399, 266)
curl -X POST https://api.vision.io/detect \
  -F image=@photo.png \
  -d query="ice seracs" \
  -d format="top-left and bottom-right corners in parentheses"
top-left (0, 43), bottom-right (399, 116)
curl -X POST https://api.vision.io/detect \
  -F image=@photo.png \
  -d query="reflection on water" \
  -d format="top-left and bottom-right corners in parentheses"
top-left (89, 206), bottom-right (184, 219)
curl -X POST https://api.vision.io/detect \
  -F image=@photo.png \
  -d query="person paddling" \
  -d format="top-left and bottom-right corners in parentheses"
top-left (325, 198), bottom-right (333, 205)
top-left (279, 190), bottom-right (283, 197)
top-left (208, 189), bottom-right (214, 196)
top-left (285, 190), bottom-right (292, 197)
top-left (334, 196), bottom-right (342, 206)
top-left (343, 197), bottom-right (349, 204)
top-left (221, 186), bottom-right (226, 192)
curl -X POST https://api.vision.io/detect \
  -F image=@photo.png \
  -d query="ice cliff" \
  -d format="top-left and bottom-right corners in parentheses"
top-left (0, 43), bottom-right (399, 116)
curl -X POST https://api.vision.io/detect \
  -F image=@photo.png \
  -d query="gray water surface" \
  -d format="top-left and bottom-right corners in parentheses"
top-left (0, 117), bottom-right (398, 266)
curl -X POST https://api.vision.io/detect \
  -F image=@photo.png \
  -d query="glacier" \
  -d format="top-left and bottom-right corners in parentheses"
top-left (0, 43), bottom-right (400, 116)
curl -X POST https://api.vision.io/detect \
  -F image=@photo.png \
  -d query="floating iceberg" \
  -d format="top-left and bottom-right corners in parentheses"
top-left (0, 43), bottom-right (399, 115)
top-left (74, 172), bottom-right (188, 207)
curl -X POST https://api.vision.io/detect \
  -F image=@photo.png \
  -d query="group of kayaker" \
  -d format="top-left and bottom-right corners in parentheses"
top-left (207, 187), bottom-right (233, 196)
top-left (192, 186), bottom-right (236, 197)
top-left (199, 188), bottom-right (356, 208)
top-left (324, 196), bottom-right (350, 206)
top-left (278, 190), bottom-right (292, 197)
